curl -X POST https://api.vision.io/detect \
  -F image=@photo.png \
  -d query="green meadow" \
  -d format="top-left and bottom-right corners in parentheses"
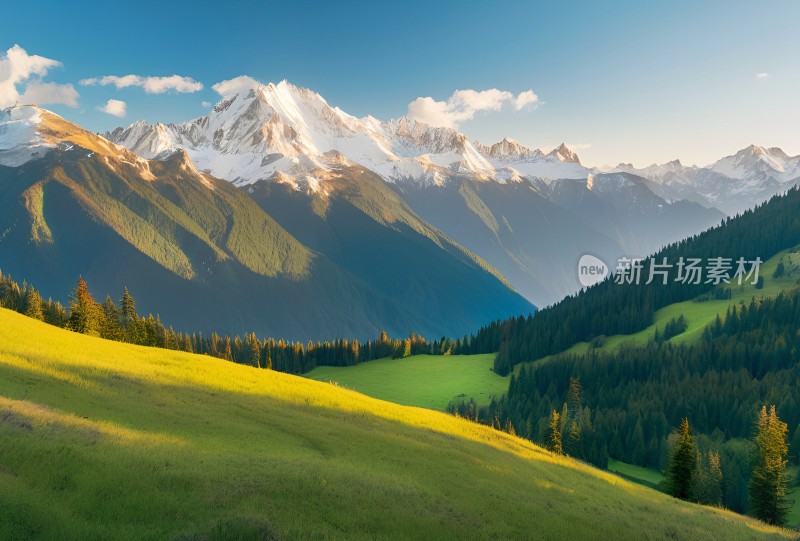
top-left (512, 249), bottom-right (800, 376)
top-left (1, 308), bottom-right (796, 540)
top-left (305, 353), bottom-right (506, 410)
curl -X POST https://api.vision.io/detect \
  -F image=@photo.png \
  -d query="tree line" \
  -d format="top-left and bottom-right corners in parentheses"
top-left (472, 186), bottom-right (800, 376)
top-left (666, 412), bottom-right (791, 526)
top-left (451, 286), bottom-right (800, 519)
top-left (0, 270), bottom-right (483, 374)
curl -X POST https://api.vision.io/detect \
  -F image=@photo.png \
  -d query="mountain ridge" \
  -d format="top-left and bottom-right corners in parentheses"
top-left (0, 105), bottom-right (534, 340)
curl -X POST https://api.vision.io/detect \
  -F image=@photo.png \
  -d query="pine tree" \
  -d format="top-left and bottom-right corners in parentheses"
top-left (707, 451), bottom-right (724, 506)
top-left (222, 337), bottom-right (234, 362)
top-left (120, 287), bottom-right (138, 329)
top-left (247, 332), bottom-right (261, 367)
top-left (690, 451), bottom-right (722, 505)
top-left (24, 288), bottom-right (44, 321)
top-left (401, 339), bottom-right (412, 359)
top-left (667, 418), bottom-right (695, 500)
top-left (749, 405), bottom-right (790, 525)
top-left (264, 342), bottom-right (272, 370)
top-left (563, 378), bottom-right (584, 458)
top-left (100, 294), bottom-right (123, 340)
top-left (547, 410), bottom-right (563, 455)
top-left (66, 277), bottom-right (102, 336)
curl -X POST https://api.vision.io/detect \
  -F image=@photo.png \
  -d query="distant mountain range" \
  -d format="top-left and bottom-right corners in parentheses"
top-left (0, 105), bottom-right (532, 340)
top-left (105, 79), bottom-right (731, 304)
top-left (613, 145), bottom-right (800, 215)
top-left (0, 80), bottom-right (790, 336)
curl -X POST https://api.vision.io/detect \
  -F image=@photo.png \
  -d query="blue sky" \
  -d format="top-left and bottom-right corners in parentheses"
top-left (3, 0), bottom-right (799, 166)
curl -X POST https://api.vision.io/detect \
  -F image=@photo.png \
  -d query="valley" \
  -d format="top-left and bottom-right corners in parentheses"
top-left (0, 308), bottom-right (793, 540)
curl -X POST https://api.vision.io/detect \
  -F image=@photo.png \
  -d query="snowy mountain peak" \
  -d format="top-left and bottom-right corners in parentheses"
top-left (0, 105), bottom-right (49, 166)
top-left (484, 137), bottom-right (542, 160)
top-left (548, 143), bottom-right (581, 164)
top-left (107, 78), bottom-right (593, 188)
top-left (710, 144), bottom-right (799, 180)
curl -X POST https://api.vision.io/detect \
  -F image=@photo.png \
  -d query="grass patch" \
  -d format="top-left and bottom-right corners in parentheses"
top-left (608, 459), bottom-right (665, 491)
top-left (0, 309), bottom-right (796, 540)
top-left (304, 353), bottom-right (505, 410)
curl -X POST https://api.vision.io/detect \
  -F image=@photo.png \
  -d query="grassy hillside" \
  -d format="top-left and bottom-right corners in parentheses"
top-left (514, 248), bottom-right (800, 375)
top-left (305, 353), bottom-right (506, 410)
top-left (607, 460), bottom-right (800, 530)
top-left (0, 310), bottom-right (795, 540)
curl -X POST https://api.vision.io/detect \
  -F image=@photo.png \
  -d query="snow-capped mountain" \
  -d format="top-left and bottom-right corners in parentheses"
top-left (0, 105), bottom-right (159, 179)
top-left (0, 103), bottom-right (534, 340)
top-left (0, 106), bottom-right (51, 166)
top-left (106, 79), bottom-right (589, 191)
top-left (710, 145), bottom-right (800, 182)
top-left (615, 146), bottom-right (800, 214)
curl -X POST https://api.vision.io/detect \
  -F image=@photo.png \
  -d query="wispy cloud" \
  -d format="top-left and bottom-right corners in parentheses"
top-left (756, 72), bottom-right (770, 79)
top-left (20, 81), bottom-right (79, 108)
top-left (201, 100), bottom-right (211, 108)
top-left (407, 88), bottom-right (539, 129)
top-left (80, 74), bottom-right (203, 94)
top-left (211, 75), bottom-right (260, 96)
top-left (0, 45), bottom-right (79, 108)
top-left (97, 99), bottom-right (127, 118)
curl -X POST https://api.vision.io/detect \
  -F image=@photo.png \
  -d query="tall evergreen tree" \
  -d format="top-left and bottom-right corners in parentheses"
top-left (100, 295), bottom-right (123, 340)
top-left (690, 451), bottom-right (723, 506)
top-left (563, 378), bottom-right (584, 458)
top-left (66, 277), bottom-right (102, 336)
top-left (247, 332), bottom-right (261, 367)
top-left (749, 405), bottom-right (790, 526)
top-left (24, 288), bottom-right (44, 321)
top-left (547, 410), bottom-right (563, 455)
top-left (667, 418), bottom-right (696, 500)
top-left (120, 287), bottom-right (138, 329)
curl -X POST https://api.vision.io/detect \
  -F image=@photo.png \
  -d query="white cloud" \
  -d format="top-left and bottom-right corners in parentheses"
top-left (98, 99), bottom-right (127, 118)
top-left (211, 75), bottom-right (261, 96)
top-left (756, 72), bottom-right (770, 79)
top-left (201, 100), bottom-right (211, 108)
top-left (80, 74), bottom-right (203, 94)
top-left (0, 44), bottom-right (79, 108)
top-left (407, 88), bottom-right (539, 129)
top-left (513, 90), bottom-right (540, 111)
top-left (20, 81), bottom-right (79, 108)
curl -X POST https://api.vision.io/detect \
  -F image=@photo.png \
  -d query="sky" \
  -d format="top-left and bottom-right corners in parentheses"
top-left (2, 0), bottom-right (799, 167)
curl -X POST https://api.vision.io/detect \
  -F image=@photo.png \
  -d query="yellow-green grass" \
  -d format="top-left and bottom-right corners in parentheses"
top-left (515, 250), bottom-right (800, 376)
top-left (0, 309), bottom-right (796, 541)
top-left (304, 353), bottom-right (506, 410)
top-left (608, 461), bottom-right (800, 530)
top-left (608, 459), bottom-right (665, 490)
top-left (789, 496), bottom-right (800, 530)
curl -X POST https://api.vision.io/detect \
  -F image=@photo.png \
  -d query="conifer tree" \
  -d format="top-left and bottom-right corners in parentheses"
top-left (667, 418), bottom-right (695, 500)
top-left (100, 294), bottom-right (123, 340)
top-left (563, 378), bottom-right (584, 458)
top-left (24, 288), bottom-right (44, 321)
top-left (690, 451), bottom-right (722, 505)
top-left (707, 451), bottom-right (724, 506)
top-left (120, 287), bottom-right (138, 329)
top-left (66, 277), bottom-right (102, 336)
top-left (401, 339), bottom-right (412, 358)
top-left (547, 410), bottom-right (563, 455)
top-left (749, 405), bottom-right (790, 525)
top-left (247, 332), bottom-right (261, 367)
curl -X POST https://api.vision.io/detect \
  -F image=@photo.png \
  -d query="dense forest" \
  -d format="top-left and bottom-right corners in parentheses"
top-left (0, 271), bottom-right (484, 374)
top-left (472, 187), bottom-right (800, 375)
top-left (453, 286), bottom-right (800, 515)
